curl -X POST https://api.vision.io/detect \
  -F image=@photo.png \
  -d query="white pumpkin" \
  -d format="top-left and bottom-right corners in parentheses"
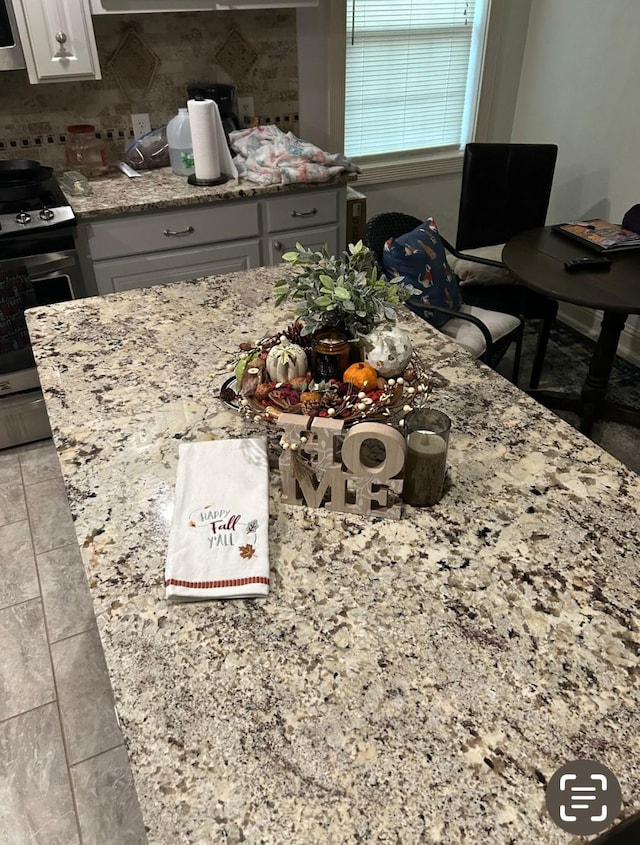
top-left (364, 326), bottom-right (413, 377)
top-left (266, 336), bottom-right (308, 383)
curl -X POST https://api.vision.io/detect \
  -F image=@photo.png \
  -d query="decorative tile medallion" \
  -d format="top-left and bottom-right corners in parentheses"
top-left (214, 29), bottom-right (258, 82)
top-left (107, 27), bottom-right (161, 98)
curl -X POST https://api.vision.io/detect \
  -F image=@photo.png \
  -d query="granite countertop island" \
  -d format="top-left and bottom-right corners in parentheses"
top-left (65, 167), bottom-right (356, 219)
top-left (26, 267), bottom-right (640, 844)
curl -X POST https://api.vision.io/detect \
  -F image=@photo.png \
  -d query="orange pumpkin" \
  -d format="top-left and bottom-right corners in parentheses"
top-left (343, 361), bottom-right (379, 392)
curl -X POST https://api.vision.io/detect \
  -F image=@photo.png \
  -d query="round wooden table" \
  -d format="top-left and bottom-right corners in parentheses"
top-left (503, 226), bottom-right (640, 434)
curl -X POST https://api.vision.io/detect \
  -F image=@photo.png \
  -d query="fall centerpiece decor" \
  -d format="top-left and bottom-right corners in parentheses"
top-left (221, 324), bottom-right (434, 429)
top-left (217, 242), bottom-right (444, 517)
top-left (221, 241), bottom-right (432, 429)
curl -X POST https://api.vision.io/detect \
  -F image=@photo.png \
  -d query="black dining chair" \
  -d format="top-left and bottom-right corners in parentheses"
top-left (364, 212), bottom-right (523, 383)
top-left (441, 142), bottom-right (559, 389)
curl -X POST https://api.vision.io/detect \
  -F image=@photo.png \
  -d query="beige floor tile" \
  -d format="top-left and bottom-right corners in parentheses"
top-left (0, 448), bottom-right (22, 483)
top-left (24, 476), bottom-right (77, 555)
top-left (0, 703), bottom-right (80, 844)
top-left (37, 543), bottom-right (96, 643)
top-left (19, 439), bottom-right (62, 485)
top-left (0, 598), bottom-right (55, 722)
top-left (0, 520), bottom-right (39, 611)
top-left (51, 628), bottom-right (122, 765)
top-left (71, 744), bottom-right (147, 845)
top-left (0, 449), bottom-right (27, 528)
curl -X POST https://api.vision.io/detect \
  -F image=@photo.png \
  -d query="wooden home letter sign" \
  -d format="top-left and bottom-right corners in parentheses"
top-left (277, 413), bottom-right (406, 519)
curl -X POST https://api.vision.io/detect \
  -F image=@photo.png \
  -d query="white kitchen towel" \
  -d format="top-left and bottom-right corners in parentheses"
top-left (165, 438), bottom-right (269, 601)
top-left (187, 98), bottom-right (238, 183)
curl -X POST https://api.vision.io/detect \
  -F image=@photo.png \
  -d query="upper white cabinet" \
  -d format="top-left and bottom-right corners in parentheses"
top-left (89, 0), bottom-right (318, 12)
top-left (11, 0), bottom-right (101, 83)
top-left (213, 1), bottom-right (318, 7)
top-left (90, 0), bottom-right (213, 10)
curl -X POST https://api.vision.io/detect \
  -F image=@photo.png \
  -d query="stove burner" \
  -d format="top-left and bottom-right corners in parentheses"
top-left (0, 170), bottom-right (75, 238)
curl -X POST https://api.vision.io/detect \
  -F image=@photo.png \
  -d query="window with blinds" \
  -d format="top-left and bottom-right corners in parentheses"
top-left (344, 0), bottom-right (489, 158)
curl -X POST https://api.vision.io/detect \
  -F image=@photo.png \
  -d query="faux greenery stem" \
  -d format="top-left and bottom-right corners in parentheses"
top-left (274, 240), bottom-right (419, 342)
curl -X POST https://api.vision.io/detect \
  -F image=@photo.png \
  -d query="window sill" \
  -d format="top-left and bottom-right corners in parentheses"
top-left (352, 150), bottom-right (464, 187)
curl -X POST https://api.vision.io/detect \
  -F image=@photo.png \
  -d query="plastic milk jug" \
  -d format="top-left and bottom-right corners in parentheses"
top-left (166, 108), bottom-right (195, 176)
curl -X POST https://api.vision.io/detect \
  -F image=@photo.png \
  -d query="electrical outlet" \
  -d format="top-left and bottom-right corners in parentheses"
top-left (131, 113), bottom-right (151, 138)
top-left (237, 97), bottom-right (254, 125)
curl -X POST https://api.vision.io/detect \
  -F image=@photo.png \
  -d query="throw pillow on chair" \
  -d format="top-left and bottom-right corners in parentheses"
top-left (382, 217), bottom-right (462, 328)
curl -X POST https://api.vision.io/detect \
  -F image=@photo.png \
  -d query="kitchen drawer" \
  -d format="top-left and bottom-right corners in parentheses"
top-left (265, 190), bottom-right (339, 233)
top-left (267, 225), bottom-right (339, 265)
top-left (87, 201), bottom-right (260, 260)
top-left (93, 240), bottom-right (261, 295)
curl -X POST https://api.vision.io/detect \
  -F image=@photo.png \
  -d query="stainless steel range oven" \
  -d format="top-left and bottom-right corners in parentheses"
top-left (0, 159), bottom-right (84, 450)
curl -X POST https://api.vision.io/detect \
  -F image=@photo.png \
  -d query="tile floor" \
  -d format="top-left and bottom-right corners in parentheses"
top-left (0, 440), bottom-right (147, 845)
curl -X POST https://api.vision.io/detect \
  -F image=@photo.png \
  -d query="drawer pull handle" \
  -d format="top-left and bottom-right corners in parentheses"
top-left (291, 208), bottom-right (318, 218)
top-left (163, 226), bottom-right (194, 237)
top-left (274, 241), bottom-right (283, 251)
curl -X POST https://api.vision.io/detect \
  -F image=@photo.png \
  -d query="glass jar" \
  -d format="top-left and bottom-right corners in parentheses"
top-left (402, 408), bottom-right (451, 507)
top-left (65, 124), bottom-right (108, 178)
top-left (311, 329), bottom-right (352, 381)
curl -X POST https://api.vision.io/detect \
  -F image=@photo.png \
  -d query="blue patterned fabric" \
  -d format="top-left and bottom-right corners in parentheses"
top-left (382, 217), bottom-right (462, 328)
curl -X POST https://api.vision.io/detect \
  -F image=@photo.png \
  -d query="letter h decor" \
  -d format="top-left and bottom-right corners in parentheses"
top-left (276, 413), bottom-right (406, 519)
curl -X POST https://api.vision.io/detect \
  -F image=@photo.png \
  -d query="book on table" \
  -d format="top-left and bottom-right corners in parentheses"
top-left (552, 218), bottom-right (640, 252)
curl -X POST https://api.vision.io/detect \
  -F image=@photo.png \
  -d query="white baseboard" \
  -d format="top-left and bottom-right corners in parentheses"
top-left (557, 303), bottom-right (640, 369)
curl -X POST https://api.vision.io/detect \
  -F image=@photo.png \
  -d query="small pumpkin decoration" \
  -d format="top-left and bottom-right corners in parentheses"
top-left (364, 326), bottom-right (413, 377)
top-left (266, 335), bottom-right (308, 383)
top-left (343, 361), bottom-right (379, 392)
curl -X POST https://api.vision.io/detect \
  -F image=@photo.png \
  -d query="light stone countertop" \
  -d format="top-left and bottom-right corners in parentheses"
top-left (26, 267), bottom-right (640, 844)
top-left (65, 167), bottom-right (355, 219)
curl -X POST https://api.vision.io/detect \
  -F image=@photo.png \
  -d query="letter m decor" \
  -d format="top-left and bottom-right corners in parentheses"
top-left (276, 413), bottom-right (406, 519)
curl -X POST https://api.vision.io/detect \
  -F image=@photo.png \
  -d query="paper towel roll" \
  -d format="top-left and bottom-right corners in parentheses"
top-left (187, 98), bottom-right (222, 181)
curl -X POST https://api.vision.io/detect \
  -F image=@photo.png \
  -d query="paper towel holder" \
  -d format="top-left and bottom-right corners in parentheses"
top-left (187, 172), bottom-right (229, 187)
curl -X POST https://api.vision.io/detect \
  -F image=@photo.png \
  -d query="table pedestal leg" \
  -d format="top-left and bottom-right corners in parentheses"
top-left (579, 311), bottom-right (627, 434)
top-left (527, 311), bottom-right (640, 436)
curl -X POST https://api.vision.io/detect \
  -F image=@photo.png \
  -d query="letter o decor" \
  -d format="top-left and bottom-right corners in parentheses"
top-left (277, 414), bottom-right (406, 519)
top-left (340, 422), bottom-right (406, 480)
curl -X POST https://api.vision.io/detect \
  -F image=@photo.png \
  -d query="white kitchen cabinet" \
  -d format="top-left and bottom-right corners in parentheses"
top-left (81, 186), bottom-right (345, 296)
top-left (86, 201), bottom-right (261, 261)
top-left (85, 200), bottom-right (261, 295)
top-left (89, 0), bottom-right (213, 11)
top-left (93, 241), bottom-right (261, 294)
top-left (214, 1), bottom-right (318, 8)
top-left (89, 0), bottom-right (317, 12)
top-left (11, 0), bottom-right (101, 83)
top-left (265, 189), bottom-right (341, 265)
top-left (267, 225), bottom-right (338, 265)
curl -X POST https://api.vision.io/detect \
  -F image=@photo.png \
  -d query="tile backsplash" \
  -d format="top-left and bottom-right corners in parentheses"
top-left (0, 10), bottom-right (298, 171)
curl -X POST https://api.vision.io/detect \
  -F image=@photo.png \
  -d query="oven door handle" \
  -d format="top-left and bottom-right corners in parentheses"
top-left (20, 251), bottom-right (78, 276)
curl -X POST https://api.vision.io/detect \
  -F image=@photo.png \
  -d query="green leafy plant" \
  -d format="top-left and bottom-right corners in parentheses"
top-left (274, 240), bottom-right (419, 341)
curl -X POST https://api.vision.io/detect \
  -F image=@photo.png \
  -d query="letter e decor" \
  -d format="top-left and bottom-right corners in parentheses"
top-left (277, 413), bottom-right (406, 519)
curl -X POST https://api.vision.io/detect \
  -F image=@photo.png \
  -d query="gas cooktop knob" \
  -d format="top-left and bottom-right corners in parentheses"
top-left (39, 207), bottom-right (55, 221)
top-left (16, 211), bottom-right (31, 225)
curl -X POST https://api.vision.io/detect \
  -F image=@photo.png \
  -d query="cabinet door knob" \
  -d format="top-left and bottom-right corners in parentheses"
top-left (55, 31), bottom-right (67, 44)
top-left (163, 226), bottom-right (195, 237)
top-left (291, 208), bottom-right (317, 218)
top-left (273, 241), bottom-right (283, 251)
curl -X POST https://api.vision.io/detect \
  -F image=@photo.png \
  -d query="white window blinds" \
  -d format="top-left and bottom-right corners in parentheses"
top-left (345, 0), bottom-right (488, 158)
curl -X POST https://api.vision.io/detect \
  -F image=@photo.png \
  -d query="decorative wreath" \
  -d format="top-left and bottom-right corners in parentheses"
top-left (219, 325), bottom-right (435, 429)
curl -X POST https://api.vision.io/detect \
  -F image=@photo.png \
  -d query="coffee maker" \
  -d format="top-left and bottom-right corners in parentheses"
top-left (187, 83), bottom-right (241, 148)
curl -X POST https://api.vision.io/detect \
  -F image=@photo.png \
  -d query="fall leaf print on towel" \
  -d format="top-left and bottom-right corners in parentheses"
top-left (240, 544), bottom-right (256, 559)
